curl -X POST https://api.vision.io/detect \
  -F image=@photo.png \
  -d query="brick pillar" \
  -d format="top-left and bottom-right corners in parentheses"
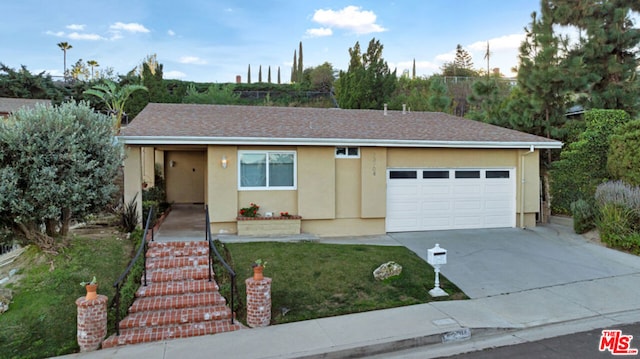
top-left (76, 294), bottom-right (108, 352)
top-left (246, 277), bottom-right (272, 328)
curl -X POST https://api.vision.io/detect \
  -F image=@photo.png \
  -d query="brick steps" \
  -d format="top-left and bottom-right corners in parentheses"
top-left (102, 240), bottom-right (241, 349)
top-left (103, 321), bottom-right (241, 347)
top-left (119, 305), bottom-right (233, 328)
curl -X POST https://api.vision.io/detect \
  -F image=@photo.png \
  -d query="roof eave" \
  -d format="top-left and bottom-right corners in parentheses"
top-left (118, 136), bottom-right (563, 149)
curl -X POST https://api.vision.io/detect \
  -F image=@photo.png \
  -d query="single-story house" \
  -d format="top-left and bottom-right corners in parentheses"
top-left (119, 103), bottom-right (562, 236)
top-left (0, 97), bottom-right (51, 118)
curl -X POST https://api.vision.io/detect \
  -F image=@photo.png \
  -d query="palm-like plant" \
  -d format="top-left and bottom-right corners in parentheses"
top-left (87, 60), bottom-right (99, 79)
top-left (57, 42), bottom-right (72, 79)
top-left (84, 80), bottom-right (148, 131)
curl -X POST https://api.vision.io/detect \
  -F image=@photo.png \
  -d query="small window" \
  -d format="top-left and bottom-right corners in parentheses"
top-left (390, 170), bottom-right (417, 179)
top-left (423, 170), bottom-right (450, 179)
top-left (335, 147), bottom-right (360, 158)
top-left (455, 170), bottom-right (480, 179)
top-left (486, 170), bottom-right (510, 179)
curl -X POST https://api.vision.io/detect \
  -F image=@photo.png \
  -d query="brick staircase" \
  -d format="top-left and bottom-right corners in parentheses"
top-left (102, 241), bottom-right (243, 348)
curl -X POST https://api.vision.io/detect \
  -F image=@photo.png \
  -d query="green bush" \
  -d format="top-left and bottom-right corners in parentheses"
top-left (570, 199), bottom-right (595, 234)
top-left (595, 181), bottom-right (640, 252)
top-left (608, 120), bottom-right (640, 186)
top-left (550, 109), bottom-right (630, 214)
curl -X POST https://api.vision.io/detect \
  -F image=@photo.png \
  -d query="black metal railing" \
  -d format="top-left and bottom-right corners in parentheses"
top-left (112, 206), bottom-right (155, 336)
top-left (205, 205), bottom-right (237, 324)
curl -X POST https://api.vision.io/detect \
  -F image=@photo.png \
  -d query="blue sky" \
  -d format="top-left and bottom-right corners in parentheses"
top-left (2, 0), bottom-right (555, 83)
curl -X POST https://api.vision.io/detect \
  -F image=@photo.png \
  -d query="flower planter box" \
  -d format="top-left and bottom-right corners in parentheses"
top-left (237, 216), bottom-right (302, 236)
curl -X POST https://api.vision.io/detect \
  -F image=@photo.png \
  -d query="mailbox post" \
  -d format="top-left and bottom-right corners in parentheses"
top-left (427, 243), bottom-right (448, 297)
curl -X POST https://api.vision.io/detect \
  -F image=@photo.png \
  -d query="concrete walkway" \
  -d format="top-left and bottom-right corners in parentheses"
top-left (58, 211), bottom-right (640, 359)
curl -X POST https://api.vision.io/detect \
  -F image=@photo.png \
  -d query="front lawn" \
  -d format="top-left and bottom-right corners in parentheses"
top-left (223, 241), bottom-right (466, 324)
top-left (0, 235), bottom-right (133, 359)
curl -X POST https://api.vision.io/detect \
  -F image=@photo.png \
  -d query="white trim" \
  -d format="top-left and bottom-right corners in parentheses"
top-left (237, 150), bottom-right (297, 191)
top-left (118, 136), bottom-right (563, 149)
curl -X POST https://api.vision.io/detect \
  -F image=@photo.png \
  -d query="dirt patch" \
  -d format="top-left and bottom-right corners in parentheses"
top-left (582, 228), bottom-right (605, 247)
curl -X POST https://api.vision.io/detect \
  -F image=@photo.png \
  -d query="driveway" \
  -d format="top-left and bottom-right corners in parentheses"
top-left (390, 225), bottom-right (640, 298)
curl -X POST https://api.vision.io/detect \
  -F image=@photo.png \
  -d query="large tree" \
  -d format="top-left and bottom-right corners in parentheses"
top-left (549, 0), bottom-right (640, 117)
top-left (87, 60), bottom-right (99, 79)
top-left (513, 2), bottom-right (572, 164)
top-left (57, 42), bottom-right (72, 80)
top-left (0, 102), bottom-right (122, 251)
top-left (335, 38), bottom-right (397, 109)
top-left (0, 64), bottom-right (66, 100)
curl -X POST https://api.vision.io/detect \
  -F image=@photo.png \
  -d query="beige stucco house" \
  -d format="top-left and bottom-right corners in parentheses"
top-left (119, 103), bottom-right (562, 236)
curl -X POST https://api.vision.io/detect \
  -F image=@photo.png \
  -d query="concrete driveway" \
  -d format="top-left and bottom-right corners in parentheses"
top-left (390, 224), bottom-right (640, 299)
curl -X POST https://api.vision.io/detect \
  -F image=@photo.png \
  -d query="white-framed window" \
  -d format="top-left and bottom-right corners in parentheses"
top-left (238, 151), bottom-right (296, 190)
top-left (335, 146), bottom-right (360, 158)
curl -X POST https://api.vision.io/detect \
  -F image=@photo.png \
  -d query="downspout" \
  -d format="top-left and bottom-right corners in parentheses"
top-left (520, 145), bottom-right (535, 229)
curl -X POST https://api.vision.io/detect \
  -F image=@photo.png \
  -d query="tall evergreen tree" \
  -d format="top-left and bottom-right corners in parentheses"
top-left (268, 66), bottom-right (271, 83)
top-left (277, 66), bottom-right (281, 84)
top-left (297, 41), bottom-right (303, 84)
top-left (549, 0), bottom-right (640, 117)
top-left (247, 64), bottom-right (251, 84)
top-left (291, 51), bottom-right (297, 83)
top-left (454, 44), bottom-right (474, 70)
top-left (513, 3), bottom-right (571, 164)
top-left (427, 76), bottom-right (452, 112)
top-left (258, 65), bottom-right (262, 83)
top-left (334, 38), bottom-right (397, 109)
top-left (412, 59), bottom-right (416, 79)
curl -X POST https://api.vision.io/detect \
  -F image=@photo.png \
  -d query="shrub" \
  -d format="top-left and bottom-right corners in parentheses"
top-left (570, 199), bottom-right (595, 234)
top-left (550, 109), bottom-right (631, 214)
top-left (595, 181), bottom-right (640, 251)
top-left (121, 194), bottom-right (139, 233)
top-left (608, 119), bottom-right (640, 186)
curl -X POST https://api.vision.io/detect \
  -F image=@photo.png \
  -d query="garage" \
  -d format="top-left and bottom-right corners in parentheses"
top-left (386, 168), bottom-right (516, 232)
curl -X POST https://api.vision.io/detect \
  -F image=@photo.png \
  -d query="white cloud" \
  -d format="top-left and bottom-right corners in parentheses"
top-left (311, 6), bottom-right (386, 35)
top-left (66, 24), bottom-right (85, 31)
top-left (305, 27), bottom-right (332, 37)
top-left (435, 52), bottom-right (455, 62)
top-left (391, 60), bottom-right (439, 74)
top-left (468, 34), bottom-right (524, 52)
top-left (45, 30), bottom-right (65, 37)
top-left (179, 56), bottom-right (207, 65)
top-left (68, 32), bottom-right (103, 41)
top-left (164, 70), bottom-right (187, 79)
top-left (109, 22), bottom-right (150, 33)
top-left (168, 29), bottom-right (176, 36)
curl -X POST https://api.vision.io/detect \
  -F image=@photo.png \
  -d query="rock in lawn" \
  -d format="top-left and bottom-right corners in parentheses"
top-left (0, 288), bottom-right (12, 314)
top-left (373, 261), bottom-right (402, 281)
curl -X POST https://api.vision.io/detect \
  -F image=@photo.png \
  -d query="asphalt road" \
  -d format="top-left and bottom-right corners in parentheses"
top-left (443, 322), bottom-right (640, 359)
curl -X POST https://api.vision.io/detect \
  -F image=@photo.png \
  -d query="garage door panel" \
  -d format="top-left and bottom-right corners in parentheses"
top-left (387, 168), bottom-right (515, 232)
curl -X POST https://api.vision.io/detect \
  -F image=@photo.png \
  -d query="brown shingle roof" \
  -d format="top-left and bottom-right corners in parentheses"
top-left (0, 97), bottom-right (51, 115)
top-left (119, 103), bottom-right (562, 149)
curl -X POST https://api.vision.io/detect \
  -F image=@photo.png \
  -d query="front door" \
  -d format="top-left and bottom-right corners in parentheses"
top-left (165, 151), bottom-right (205, 204)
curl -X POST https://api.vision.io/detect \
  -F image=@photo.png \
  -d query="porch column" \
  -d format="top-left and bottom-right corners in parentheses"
top-left (123, 146), bottom-right (143, 226)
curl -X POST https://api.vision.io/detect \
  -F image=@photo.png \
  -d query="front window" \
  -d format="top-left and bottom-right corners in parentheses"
top-left (239, 151), bottom-right (296, 190)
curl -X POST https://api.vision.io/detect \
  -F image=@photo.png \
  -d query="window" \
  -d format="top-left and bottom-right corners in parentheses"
top-left (389, 170), bottom-right (417, 179)
top-left (239, 151), bottom-right (296, 190)
top-left (486, 170), bottom-right (510, 179)
top-left (455, 170), bottom-right (480, 179)
top-left (423, 170), bottom-right (450, 179)
top-left (335, 146), bottom-right (360, 158)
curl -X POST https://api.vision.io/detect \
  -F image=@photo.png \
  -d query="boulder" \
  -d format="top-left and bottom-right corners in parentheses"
top-left (0, 288), bottom-right (12, 314)
top-left (373, 261), bottom-right (402, 281)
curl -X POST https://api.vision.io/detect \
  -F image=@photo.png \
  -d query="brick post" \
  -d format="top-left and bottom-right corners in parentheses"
top-left (76, 294), bottom-right (108, 352)
top-left (246, 277), bottom-right (272, 328)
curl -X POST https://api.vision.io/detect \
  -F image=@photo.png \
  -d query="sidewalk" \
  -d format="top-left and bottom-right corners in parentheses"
top-left (59, 222), bottom-right (640, 359)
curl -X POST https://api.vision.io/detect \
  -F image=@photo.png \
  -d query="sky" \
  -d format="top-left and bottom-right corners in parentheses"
top-left (0, 0), bottom-right (583, 83)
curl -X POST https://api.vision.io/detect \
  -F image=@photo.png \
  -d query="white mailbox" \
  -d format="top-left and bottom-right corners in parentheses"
top-left (427, 243), bottom-right (447, 265)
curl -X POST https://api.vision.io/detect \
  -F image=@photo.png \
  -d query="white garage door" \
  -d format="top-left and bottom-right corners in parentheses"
top-left (386, 169), bottom-right (515, 232)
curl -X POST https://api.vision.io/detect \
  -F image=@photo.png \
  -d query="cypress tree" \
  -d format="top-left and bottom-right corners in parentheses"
top-left (258, 65), bottom-right (262, 83)
top-left (291, 50), bottom-right (297, 83)
top-left (268, 66), bottom-right (271, 83)
top-left (277, 66), bottom-right (281, 84)
top-left (247, 64), bottom-right (251, 84)
top-left (412, 59), bottom-right (416, 79)
top-left (297, 41), bottom-right (303, 84)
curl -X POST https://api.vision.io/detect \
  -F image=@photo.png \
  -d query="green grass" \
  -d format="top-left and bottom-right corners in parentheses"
top-left (0, 236), bottom-right (133, 359)
top-left (224, 241), bottom-right (467, 324)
